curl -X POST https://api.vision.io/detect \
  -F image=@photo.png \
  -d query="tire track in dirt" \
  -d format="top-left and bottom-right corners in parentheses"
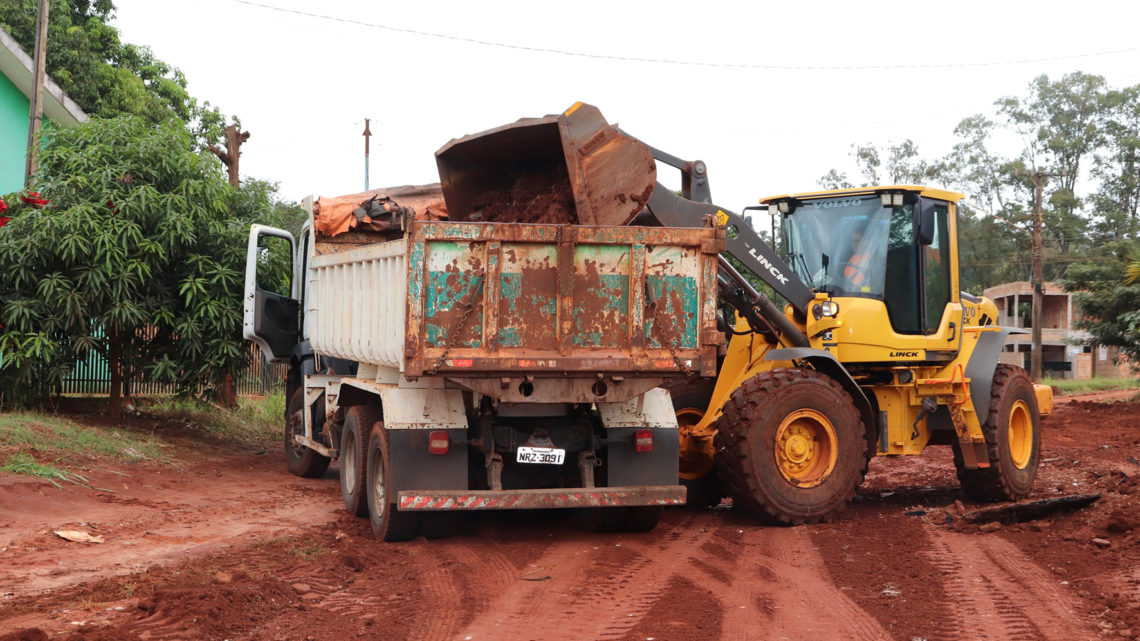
top-left (697, 522), bottom-right (891, 641)
top-left (411, 541), bottom-right (521, 640)
top-left (453, 512), bottom-right (713, 641)
top-left (923, 526), bottom-right (1097, 641)
top-left (1106, 564), bottom-right (1140, 600)
top-left (410, 546), bottom-right (465, 641)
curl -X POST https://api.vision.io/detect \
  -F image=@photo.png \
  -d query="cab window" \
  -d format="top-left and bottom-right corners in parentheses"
top-left (883, 205), bottom-right (921, 334)
top-left (923, 204), bottom-right (951, 333)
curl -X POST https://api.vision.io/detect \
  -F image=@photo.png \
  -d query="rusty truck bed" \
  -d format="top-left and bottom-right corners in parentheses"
top-left (403, 220), bottom-right (722, 379)
top-left (309, 219), bottom-right (723, 395)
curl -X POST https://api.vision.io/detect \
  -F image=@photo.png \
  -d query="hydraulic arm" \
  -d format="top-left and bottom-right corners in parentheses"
top-left (634, 142), bottom-right (812, 348)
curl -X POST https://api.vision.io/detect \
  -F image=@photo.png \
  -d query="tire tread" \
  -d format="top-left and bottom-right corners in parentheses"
top-left (714, 368), bottom-right (866, 525)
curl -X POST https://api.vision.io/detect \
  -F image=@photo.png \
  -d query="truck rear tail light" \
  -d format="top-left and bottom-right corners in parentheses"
top-left (635, 429), bottom-right (653, 453)
top-left (428, 431), bottom-right (450, 455)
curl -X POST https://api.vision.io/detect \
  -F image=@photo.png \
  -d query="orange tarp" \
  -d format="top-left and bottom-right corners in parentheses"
top-left (313, 183), bottom-right (448, 237)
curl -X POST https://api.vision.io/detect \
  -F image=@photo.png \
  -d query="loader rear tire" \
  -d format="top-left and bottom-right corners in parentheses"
top-left (340, 405), bottom-right (377, 517)
top-left (715, 368), bottom-right (866, 525)
top-left (667, 379), bottom-right (722, 508)
top-left (366, 427), bottom-right (420, 542)
top-left (285, 388), bottom-right (331, 478)
top-left (955, 365), bottom-right (1040, 502)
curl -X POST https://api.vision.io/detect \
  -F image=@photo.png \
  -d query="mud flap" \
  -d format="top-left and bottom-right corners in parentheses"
top-left (959, 327), bottom-right (1015, 468)
top-left (964, 328), bottom-right (1013, 425)
top-left (387, 429), bottom-right (468, 499)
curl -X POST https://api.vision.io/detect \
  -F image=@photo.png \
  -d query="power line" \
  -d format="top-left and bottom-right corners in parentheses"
top-left (232, 0), bottom-right (1140, 71)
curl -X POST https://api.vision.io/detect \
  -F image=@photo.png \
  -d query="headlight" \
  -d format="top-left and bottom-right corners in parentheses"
top-left (812, 301), bottom-right (840, 320)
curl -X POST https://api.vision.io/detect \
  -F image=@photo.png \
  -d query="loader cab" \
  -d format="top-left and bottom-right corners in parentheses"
top-left (768, 186), bottom-right (963, 361)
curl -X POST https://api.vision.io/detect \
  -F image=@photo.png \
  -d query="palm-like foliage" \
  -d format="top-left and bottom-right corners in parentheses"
top-left (0, 116), bottom-right (294, 409)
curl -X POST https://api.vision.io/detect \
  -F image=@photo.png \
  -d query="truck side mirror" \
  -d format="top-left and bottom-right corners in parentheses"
top-left (917, 203), bottom-right (936, 246)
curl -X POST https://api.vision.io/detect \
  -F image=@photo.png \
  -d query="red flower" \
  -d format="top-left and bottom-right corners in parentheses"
top-left (0, 217), bottom-right (10, 228)
top-left (21, 191), bottom-right (49, 207)
top-left (0, 197), bottom-right (7, 213)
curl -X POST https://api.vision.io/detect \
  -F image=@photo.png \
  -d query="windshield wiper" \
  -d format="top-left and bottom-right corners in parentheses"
top-left (789, 252), bottom-right (816, 290)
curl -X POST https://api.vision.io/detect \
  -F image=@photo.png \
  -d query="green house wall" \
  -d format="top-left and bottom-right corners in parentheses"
top-left (0, 71), bottom-right (29, 195)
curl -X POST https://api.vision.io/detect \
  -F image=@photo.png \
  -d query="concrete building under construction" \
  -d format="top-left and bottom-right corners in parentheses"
top-left (984, 281), bottom-right (1132, 380)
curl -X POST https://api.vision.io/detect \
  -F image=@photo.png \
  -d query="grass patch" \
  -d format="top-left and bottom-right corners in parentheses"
top-left (146, 393), bottom-right (283, 448)
top-left (0, 413), bottom-right (166, 461)
top-left (1, 452), bottom-right (88, 488)
top-left (1046, 376), bottom-right (1140, 396)
top-left (291, 542), bottom-right (327, 560)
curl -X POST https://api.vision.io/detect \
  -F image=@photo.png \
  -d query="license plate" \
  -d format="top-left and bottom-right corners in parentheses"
top-left (516, 446), bottom-right (566, 465)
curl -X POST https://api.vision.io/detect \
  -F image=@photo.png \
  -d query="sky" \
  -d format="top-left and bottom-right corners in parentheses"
top-left (110, 0), bottom-right (1140, 216)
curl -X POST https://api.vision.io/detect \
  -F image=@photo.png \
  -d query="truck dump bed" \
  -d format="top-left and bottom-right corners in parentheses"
top-left (309, 219), bottom-right (722, 392)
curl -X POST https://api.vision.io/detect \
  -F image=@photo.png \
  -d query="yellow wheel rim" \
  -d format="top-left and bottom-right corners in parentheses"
top-left (676, 407), bottom-right (704, 429)
top-left (1008, 399), bottom-right (1033, 470)
top-left (773, 409), bottom-right (838, 488)
top-left (677, 407), bottom-right (715, 480)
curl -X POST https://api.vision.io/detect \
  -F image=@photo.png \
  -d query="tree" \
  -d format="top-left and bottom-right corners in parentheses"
top-left (0, 116), bottom-right (266, 415)
top-left (818, 140), bottom-right (950, 191)
top-left (997, 73), bottom-right (1109, 267)
top-left (1061, 242), bottom-right (1140, 373)
top-left (207, 123), bottom-right (251, 188)
top-left (1090, 84), bottom-right (1140, 242)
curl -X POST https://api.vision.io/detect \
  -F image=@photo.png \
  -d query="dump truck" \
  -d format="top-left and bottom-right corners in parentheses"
top-left (424, 102), bottom-right (1054, 525)
top-left (243, 107), bottom-right (724, 540)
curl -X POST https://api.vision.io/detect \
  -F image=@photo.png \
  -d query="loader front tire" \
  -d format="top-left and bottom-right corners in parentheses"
top-left (340, 405), bottom-right (377, 517)
top-left (955, 365), bottom-right (1040, 501)
top-left (285, 388), bottom-right (331, 478)
top-left (715, 369), bottom-right (866, 525)
top-left (366, 427), bottom-right (420, 542)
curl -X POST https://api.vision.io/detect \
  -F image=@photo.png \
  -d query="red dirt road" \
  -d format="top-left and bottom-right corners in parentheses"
top-left (1, 394), bottom-right (1137, 641)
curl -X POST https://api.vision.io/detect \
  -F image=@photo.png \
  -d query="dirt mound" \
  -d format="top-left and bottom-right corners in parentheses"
top-left (472, 165), bottom-right (576, 225)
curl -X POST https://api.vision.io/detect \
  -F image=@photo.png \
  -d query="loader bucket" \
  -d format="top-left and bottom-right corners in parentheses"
top-left (435, 102), bottom-right (656, 227)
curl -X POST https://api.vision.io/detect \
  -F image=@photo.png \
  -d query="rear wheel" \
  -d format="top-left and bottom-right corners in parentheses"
top-left (715, 368), bottom-right (866, 524)
top-left (285, 388), bottom-right (330, 478)
top-left (366, 426), bottom-right (420, 541)
top-left (955, 365), bottom-right (1040, 501)
top-left (340, 405), bottom-right (377, 517)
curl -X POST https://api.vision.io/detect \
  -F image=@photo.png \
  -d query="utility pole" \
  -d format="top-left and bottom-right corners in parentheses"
top-left (363, 118), bottom-right (372, 191)
top-left (24, 0), bottom-right (50, 182)
top-left (1029, 171), bottom-right (1046, 382)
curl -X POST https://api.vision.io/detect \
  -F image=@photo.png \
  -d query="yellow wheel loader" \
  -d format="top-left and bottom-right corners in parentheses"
top-left (431, 102), bottom-right (1053, 525)
top-left (652, 183), bottom-right (1054, 523)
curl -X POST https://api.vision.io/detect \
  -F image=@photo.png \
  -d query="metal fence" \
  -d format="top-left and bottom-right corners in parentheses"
top-left (61, 338), bottom-right (286, 397)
